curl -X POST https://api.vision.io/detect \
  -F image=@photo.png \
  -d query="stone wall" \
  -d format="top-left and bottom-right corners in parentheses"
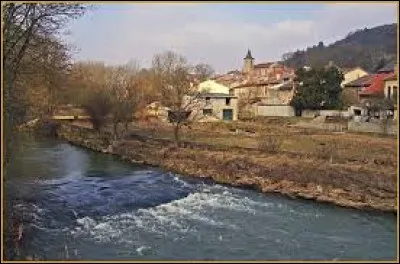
top-left (296, 120), bottom-right (346, 132)
top-left (253, 105), bottom-right (295, 117)
top-left (348, 120), bottom-right (397, 135)
top-left (302, 109), bottom-right (350, 118)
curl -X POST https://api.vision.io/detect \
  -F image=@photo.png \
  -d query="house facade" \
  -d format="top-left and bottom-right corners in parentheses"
top-left (186, 93), bottom-right (238, 122)
top-left (383, 74), bottom-right (398, 100)
top-left (342, 74), bottom-right (375, 106)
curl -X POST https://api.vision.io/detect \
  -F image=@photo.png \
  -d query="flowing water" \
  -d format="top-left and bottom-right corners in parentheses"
top-left (3, 134), bottom-right (397, 261)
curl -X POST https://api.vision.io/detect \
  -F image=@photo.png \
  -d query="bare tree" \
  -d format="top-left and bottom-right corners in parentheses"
top-left (3, 3), bottom-right (89, 85)
top-left (237, 88), bottom-right (259, 119)
top-left (108, 64), bottom-right (143, 140)
top-left (82, 89), bottom-right (113, 132)
top-left (193, 63), bottom-right (215, 82)
top-left (282, 52), bottom-right (294, 62)
top-left (3, 2), bottom-right (90, 164)
top-left (152, 51), bottom-right (203, 147)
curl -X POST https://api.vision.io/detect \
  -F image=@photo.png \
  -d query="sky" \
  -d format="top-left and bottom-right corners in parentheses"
top-left (64, 2), bottom-right (398, 74)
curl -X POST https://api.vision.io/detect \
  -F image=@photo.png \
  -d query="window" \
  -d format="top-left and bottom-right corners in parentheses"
top-left (387, 86), bottom-right (391, 98)
top-left (225, 98), bottom-right (231, 106)
top-left (203, 109), bottom-right (212, 116)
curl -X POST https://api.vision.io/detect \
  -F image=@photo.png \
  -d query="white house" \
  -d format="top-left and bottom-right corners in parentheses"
top-left (198, 80), bottom-right (230, 94)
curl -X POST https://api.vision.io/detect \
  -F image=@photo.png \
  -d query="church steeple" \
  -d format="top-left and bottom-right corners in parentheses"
top-left (243, 49), bottom-right (254, 73)
top-left (244, 49), bottom-right (254, 60)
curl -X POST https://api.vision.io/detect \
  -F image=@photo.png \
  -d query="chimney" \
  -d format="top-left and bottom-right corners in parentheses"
top-left (394, 63), bottom-right (398, 75)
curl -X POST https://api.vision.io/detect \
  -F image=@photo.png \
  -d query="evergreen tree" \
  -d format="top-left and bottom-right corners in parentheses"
top-left (290, 67), bottom-right (344, 111)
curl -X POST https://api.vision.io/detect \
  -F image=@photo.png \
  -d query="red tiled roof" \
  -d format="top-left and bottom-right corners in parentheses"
top-left (359, 73), bottom-right (392, 95)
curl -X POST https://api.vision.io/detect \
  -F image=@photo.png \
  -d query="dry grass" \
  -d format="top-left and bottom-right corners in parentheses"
top-left (128, 118), bottom-right (396, 169)
top-left (257, 134), bottom-right (283, 154)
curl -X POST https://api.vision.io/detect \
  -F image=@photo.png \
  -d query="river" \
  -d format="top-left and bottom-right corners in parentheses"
top-left (3, 134), bottom-right (397, 261)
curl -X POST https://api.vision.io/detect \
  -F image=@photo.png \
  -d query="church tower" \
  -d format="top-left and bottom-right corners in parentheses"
top-left (242, 49), bottom-right (254, 74)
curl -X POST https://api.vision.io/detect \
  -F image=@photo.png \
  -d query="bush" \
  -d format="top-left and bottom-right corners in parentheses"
top-left (315, 139), bottom-right (339, 162)
top-left (257, 134), bottom-right (283, 153)
top-left (82, 90), bottom-right (113, 131)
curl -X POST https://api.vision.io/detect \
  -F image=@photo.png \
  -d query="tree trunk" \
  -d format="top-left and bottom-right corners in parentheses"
top-left (173, 123), bottom-right (180, 148)
top-left (123, 121), bottom-right (129, 138)
top-left (113, 122), bottom-right (118, 141)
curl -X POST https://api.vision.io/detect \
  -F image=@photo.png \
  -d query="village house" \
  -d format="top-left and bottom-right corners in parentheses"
top-left (252, 81), bottom-right (297, 117)
top-left (202, 50), bottom-right (296, 118)
top-left (346, 62), bottom-right (397, 119)
top-left (343, 74), bottom-right (376, 106)
top-left (138, 101), bottom-right (170, 122)
top-left (383, 64), bottom-right (398, 119)
top-left (198, 79), bottom-right (230, 94)
top-left (358, 63), bottom-right (397, 104)
top-left (227, 49), bottom-right (295, 97)
top-left (185, 93), bottom-right (238, 122)
top-left (383, 71), bottom-right (397, 101)
top-left (340, 67), bottom-right (369, 87)
top-left (227, 50), bottom-right (296, 117)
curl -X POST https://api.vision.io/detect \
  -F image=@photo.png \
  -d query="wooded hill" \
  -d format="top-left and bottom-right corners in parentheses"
top-left (283, 23), bottom-right (397, 72)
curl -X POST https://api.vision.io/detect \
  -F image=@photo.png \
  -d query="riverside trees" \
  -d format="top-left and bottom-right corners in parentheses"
top-left (151, 51), bottom-right (213, 147)
top-left (2, 2), bottom-right (90, 162)
top-left (68, 51), bottom-right (214, 146)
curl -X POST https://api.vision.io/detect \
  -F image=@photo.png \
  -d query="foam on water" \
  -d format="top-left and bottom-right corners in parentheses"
top-left (70, 185), bottom-right (280, 245)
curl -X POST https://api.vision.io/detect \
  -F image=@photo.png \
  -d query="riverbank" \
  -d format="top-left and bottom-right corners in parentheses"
top-left (56, 120), bottom-right (397, 213)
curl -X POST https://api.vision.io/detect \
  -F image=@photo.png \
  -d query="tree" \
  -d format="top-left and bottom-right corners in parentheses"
top-left (290, 67), bottom-right (344, 111)
top-left (282, 24), bottom-right (396, 72)
top-left (68, 61), bottom-right (143, 140)
top-left (152, 51), bottom-right (202, 147)
top-left (19, 35), bottom-right (72, 117)
top-left (282, 51), bottom-right (294, 62)
top-left (341, 88), bottom-right (359, 107)
top-left (3, 3), bottom-right (88, 88)
top-left (2, 2), bottom-right (89, 163)
top-left (82, 89), bottom-right (113, 132)
top-left (373, 58), bottom-right (386, 73)
top-left (108, 64), bottom-right (143, 140)
top-left (193, 63), bottom-right (215, 82)
top-left (237, 88), bottom-right (260, 119)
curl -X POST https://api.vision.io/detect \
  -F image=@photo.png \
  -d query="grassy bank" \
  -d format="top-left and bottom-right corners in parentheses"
top-left (57, 117), bottom-right (397, 213)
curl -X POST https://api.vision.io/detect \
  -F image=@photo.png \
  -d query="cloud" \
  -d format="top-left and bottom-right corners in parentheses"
top-left (65, 3), bottom-right (397, 73)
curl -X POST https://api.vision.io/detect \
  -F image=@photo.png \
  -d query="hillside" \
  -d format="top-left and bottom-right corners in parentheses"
top-left (283, 23), bottom-right (397, 72)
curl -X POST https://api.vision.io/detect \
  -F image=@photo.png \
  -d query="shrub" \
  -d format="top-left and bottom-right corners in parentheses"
top-left (315, 139), bottom-right (339, 162)
top-left (257, 134), bottom-right (283, 153)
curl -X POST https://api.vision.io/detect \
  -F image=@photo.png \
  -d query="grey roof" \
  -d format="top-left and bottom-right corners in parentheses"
top-left (244, 49), bottom-right (254, 60)
top-left (199, 93), bottom-right (237, 98)
top-left (377, 61), bottom-right (395, 73)
top-left (279, 82), bottom-right (294, 90)
top-left (344, 74), bottom-right (375, 87)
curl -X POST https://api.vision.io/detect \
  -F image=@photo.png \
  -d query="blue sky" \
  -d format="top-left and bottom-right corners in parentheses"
top-left (64, 2), bottom-right (397, 73)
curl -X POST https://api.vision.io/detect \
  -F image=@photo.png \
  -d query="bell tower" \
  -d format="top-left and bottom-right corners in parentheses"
top-left (243, 49), bottom-right (254, 74)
